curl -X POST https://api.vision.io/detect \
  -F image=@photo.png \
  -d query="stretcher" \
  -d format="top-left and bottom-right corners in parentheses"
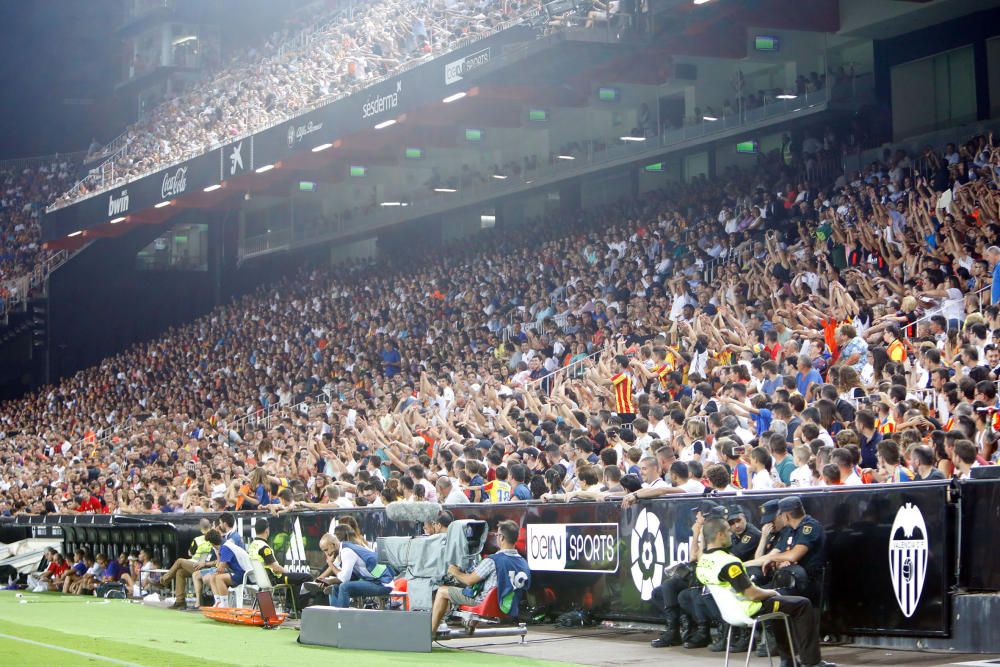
top-left (200, 606), bottom-right (288, 627)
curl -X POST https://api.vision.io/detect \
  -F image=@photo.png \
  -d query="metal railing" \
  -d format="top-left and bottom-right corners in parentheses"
top-left (0, 248), bottom-right (76, 318)
top-left (527, 345), bottom-right (606, 388)
top-left (0, 150), bottom-right (87, 174)
top-left (909, 283), bottom-right (992, 329)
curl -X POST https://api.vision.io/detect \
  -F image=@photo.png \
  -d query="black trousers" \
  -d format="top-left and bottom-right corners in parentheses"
top-left (678, 586), bottom-right (721, 625)
top-left (754, 595), bottom-right (821, 666)
top-left (651, 575), bottom-right (690, 614)
top-left (277, 571), bottom-right (312, 612)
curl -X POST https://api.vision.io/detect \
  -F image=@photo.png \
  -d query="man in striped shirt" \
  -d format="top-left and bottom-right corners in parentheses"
top-left (608, 354), bottom-right (636, 424)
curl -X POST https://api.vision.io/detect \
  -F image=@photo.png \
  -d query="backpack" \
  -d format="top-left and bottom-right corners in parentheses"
top-left (97, 581), bottom-right (127, 599)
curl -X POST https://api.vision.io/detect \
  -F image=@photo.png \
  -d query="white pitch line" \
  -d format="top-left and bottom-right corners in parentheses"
top-left (0, 632), bottom-right (144, 666)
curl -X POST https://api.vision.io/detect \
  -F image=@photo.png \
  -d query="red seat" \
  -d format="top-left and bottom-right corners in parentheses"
top-left (458, 587), bottom-right (504, 619)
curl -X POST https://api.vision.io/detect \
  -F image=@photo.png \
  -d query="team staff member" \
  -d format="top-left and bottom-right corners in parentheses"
top-left (247, 518), bottom-right (313, 614)
top-left (160, 518), bottom-right (217, 609)
top-left (207, 529), bottom-right (250, 607)
top-left (696, 517), bottom-right (835, 667)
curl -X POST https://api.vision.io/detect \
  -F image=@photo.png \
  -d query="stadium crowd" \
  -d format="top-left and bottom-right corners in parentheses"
top-left (2, 124), bottom-right (1000, 521)
top-left (0, 158), bottom-right (78, 314)
top-left (55, 0), bottom-right (543, 207)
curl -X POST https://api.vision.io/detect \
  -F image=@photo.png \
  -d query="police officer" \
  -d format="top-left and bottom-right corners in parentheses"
top-left (696, 516), bottom-right (836, 667)
top-left (728, 508), bottom-right (761, 560)
top-left (247, 518), bottom-right (313, 615)
top-left (750, 496), bottom-right (826, 603)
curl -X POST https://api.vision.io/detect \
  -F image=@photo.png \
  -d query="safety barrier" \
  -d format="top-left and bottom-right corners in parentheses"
top-left (3, 479), bottom-right (966, 639)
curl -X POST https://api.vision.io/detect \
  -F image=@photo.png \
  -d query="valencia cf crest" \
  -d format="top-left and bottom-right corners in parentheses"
top-left (888, 503), bottom-right (928, 618)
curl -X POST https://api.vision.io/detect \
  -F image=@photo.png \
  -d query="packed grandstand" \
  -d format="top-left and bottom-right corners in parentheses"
top-left (55, 0), bottom-right (545, 208)
top-left (5, 2), bottom-right (1000, 665)
top-left (1, 117), bottom-right (999, 515)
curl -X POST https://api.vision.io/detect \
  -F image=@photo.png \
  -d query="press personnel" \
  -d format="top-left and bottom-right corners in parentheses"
top-left (247, 518), bottom-right (313, 614)
top-left (696, 516), bottom-right (835, 667)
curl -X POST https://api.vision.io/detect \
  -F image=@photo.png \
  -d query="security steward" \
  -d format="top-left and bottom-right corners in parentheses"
top-left (696, 516), bottom-right (836, 667)
top-left (712, 507), bottom-right (762, 651)
top-left (159, 518), bottom-right (218, 609)
top-left (247, 518), bottom-right (313, 615)
top-left (677, 505), bottom-right (764, 652)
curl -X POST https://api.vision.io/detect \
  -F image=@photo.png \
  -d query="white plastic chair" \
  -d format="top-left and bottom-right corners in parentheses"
top-left (707, 584), bottom-right (798, 667)
top-left (243, 559), bottom-right (296, 614)
top-left (225, 564), bottom-right (256, 609)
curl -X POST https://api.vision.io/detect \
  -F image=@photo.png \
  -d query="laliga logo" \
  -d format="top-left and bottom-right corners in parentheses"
top-left (630, 508), bottom-right (665, 600)
top-left (161, 166), bottom-right (187, 199)
top-left (888, 503), bottom-right (929, 618)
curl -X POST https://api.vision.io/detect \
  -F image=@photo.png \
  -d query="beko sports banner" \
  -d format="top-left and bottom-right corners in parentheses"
top-left (11, 480), bottom-right (952, 637)
top-left (43, 26), bottom-right (534, 241)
